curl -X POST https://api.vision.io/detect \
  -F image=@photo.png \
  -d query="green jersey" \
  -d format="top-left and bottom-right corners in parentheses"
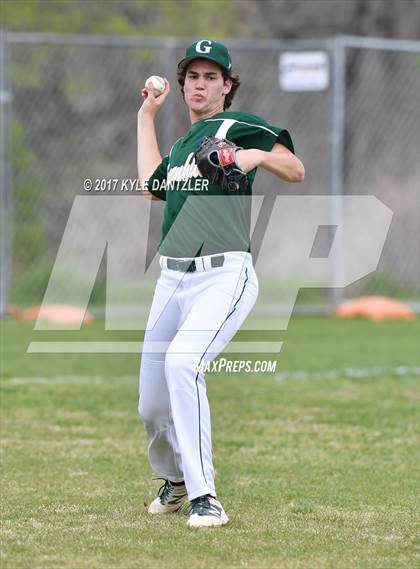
top-left (146, 111), bottom-right (294, 258)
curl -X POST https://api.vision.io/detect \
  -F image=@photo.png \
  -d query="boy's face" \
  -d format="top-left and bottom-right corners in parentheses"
top-left (183, 59), bottom-right (232, 117)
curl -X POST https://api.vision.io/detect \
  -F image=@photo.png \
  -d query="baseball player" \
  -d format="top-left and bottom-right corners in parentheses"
top-left (137, 39), bottom-right (304, 528)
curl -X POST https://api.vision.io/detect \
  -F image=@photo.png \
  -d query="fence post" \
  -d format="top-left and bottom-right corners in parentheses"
top-left (0, 30), bottom-right (13, 317)
top-left (162, 37), bottom-right (177, 154)
top-left (328, 36), bottom-right (346, 310)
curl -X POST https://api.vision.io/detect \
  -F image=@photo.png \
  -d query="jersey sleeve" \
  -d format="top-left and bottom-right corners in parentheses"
top-left (145, 155), bottom-right (169, 201)
top-left (228, 114), bottom-right (295, 154)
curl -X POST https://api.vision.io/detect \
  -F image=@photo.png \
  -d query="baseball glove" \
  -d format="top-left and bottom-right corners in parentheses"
top-left (194, 137), bottom-right (248, 192)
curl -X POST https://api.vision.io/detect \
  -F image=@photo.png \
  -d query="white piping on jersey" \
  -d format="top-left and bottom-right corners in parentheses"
top-left (213, 119), bottom-right (236, 139)
top-left (169, 137), bottom-right (183, 159)
top-left (204, 117), bottom-right (279, 138)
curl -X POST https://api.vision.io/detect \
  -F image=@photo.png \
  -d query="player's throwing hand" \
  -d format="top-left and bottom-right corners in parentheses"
top-left (140, 77), bottom-right (170, 116)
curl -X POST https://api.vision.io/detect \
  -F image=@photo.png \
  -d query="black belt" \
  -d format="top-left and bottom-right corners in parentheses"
top-left (166, 255), bottom-right (225, 272)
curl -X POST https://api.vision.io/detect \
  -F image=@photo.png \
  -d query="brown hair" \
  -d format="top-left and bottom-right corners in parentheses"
top-left (176, 63), bottom-right (240, 110)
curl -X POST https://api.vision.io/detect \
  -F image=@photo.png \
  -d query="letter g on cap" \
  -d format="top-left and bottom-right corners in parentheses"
top-left (196, 40), bottom-right (212, 54)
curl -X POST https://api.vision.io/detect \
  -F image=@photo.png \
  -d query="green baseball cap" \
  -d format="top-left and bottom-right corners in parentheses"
top-left (178, 39), bottom-right (232, 71)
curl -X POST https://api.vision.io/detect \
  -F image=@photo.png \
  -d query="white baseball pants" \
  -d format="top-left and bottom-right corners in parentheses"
top-left (138, 251), bottom-right (258, 500)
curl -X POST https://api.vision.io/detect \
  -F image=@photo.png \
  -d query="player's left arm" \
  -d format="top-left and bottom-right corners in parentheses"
top-left (237, 143), bottom-right (305, 183)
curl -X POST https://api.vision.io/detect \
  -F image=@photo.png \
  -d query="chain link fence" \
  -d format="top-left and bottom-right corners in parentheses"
top-left (1, 33), bottom-right (419, 319)
top-left (341, 42), bottom-right (419, 302)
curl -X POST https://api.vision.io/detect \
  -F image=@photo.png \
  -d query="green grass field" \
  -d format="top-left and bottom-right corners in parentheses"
top-left (1, 316), bottom-right (419, 569)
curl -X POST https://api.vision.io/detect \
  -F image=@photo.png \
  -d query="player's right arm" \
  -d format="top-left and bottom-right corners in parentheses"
top-left (137, 79), bottom-right (170, 200)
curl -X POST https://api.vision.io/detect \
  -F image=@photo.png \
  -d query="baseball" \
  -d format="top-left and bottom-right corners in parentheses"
top-left (145, 75), bottom-right (165, 96)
